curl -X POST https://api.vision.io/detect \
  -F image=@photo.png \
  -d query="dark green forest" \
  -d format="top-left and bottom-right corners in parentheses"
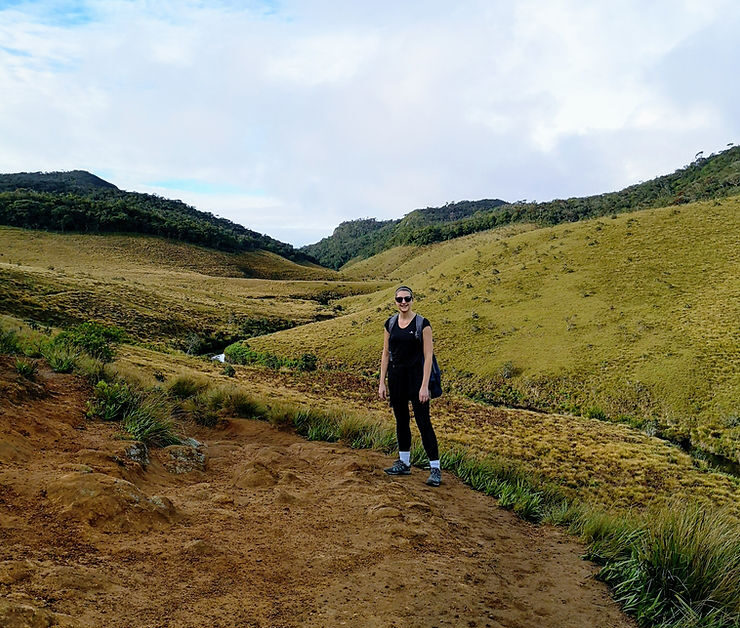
top-left (0, 171), bottom-right (312, 263)
top-left (303, 147), bottom-right (740, 269)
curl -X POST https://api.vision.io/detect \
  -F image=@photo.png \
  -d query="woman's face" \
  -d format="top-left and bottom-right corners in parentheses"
top-left (395, 290), bottom-right (413, 313)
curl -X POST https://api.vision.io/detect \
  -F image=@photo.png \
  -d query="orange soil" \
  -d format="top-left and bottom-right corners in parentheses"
top-left (0, 359), bottom-right (634, 628)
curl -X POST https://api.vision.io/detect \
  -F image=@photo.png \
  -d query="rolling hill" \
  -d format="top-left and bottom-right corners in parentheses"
top-left (0, 170), bottom-right (314, 264)
top-left (303, 146), bottom-right (740, 269)
top-left (247, 196), bottom-right (740, 466)
top-left (0, 227), bottom-right (387, 351)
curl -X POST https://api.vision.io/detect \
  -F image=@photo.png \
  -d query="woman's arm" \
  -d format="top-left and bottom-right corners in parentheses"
top-left (419, 325), bottom-right (433, 403)
top-left (378, 328), bottom-right (390, 400)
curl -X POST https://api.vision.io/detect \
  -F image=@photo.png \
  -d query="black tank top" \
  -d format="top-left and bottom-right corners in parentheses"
top-left (385, 315), bottom-right (431, 368)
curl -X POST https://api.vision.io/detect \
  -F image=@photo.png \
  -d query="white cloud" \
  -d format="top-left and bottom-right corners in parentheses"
top-left (0, 0), bottom-right (738, 245)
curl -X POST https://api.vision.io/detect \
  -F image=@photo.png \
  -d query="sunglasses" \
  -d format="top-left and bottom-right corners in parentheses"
top-left (395, 296), bottom-right (413, 303)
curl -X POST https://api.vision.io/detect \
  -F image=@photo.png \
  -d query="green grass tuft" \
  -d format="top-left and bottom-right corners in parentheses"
top-left (14, 357), bottom-right (38, 380)
top-left (86, 380), bottom-right (138, 422)
top-left (120, 391), bottom-right (180, 447)
top-left (0, 328), bottom-right (21, 354)
top-left (42, 343), bottom-right (78, 373)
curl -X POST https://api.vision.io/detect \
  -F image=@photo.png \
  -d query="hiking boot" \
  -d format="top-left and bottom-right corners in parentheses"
top-left (426, 468), bottom-right (442, 487)
top-left (384, 459), bottom-right (411, 475)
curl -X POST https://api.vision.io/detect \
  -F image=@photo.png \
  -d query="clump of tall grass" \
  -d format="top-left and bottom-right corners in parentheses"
top-left (292, 407), bottom-right (340, 442)
top-left (165, 372), bottom-right (210, 399)
top-left (74, 354), bottom-right (107, 384)
top-left (338, 413), bottom-right (396, 452)
top-left (220, 385), bottom-right (266, 418)
top-left (0, 328), bottom-right (21, 354)
top-left (121, 390), bottom-right (180, 447)
top-left (264, 400), bottom-right (302, 428)
top-left (586, 502), bottom-right (740, 628)
top-left (14, 357), bottom-right (38, 380)
top-left (86, 377), bottom-right (180, 447)
top-left (182, 387), bottom-right (224, 427)
top-left (41, 343), bottom-right (78, 373)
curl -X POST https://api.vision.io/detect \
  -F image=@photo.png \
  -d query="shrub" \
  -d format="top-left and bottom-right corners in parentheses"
top-left (86, 380), bottom-right (137, 422)
top-left (297, 353), bottom-right (318, 372)
top-left (56, 321), bottom-right (126, 362)
top-left (222, 363), bottom-right (236, 377)
top-left (224, 341), bottom-right (306, 371)
top-left (586, 406), bottom-right (607, 421)
top-left (497, 361), bottom-right (517, 379)
top-left (14, 358), bottom-right (38, 380)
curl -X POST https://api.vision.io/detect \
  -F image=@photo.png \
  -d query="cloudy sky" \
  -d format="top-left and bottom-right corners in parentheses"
top-left (1, 0), bottom-right (738, 245)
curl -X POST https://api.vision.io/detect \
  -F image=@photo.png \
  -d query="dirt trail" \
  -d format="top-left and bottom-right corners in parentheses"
top-left (0, 362), bottom-right (634, 628)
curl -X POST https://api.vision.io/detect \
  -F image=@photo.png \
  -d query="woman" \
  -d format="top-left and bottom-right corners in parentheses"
top-left (378, 285), bottom-right (441, 487)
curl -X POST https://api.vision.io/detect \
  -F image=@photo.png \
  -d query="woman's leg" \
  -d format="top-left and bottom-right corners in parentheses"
top-left (390, 396), bottom-right (412, 454)
top-left (410, 399), bottom-right (439, 461)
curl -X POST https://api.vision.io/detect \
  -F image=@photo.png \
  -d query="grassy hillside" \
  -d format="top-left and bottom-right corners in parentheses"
top-left (0, 227), bottom-right (388, 351)
top-left (304, 199), bottom-right (508, 269)
top-left (340, 223), bottom-right (537, 280)
top-left (250, 196), bottom-right (740, 464)
top-left (304, 146), bottom-right (740, 269)
top-left (0, 170), bottom-right (314, 263)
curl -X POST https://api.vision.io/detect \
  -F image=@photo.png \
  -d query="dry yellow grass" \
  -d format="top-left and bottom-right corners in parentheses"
top-left (112, 344), bottom-right (739, 516)
top-left (0, 227), bottom-right (390, 345)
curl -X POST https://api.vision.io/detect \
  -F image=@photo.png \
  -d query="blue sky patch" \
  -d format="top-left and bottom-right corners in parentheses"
top-left (0, 0), bottom-right (96, 27)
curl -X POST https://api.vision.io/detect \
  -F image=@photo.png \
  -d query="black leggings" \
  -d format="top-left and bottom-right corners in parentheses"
top-left (390, 396), bottom-right (439, 461)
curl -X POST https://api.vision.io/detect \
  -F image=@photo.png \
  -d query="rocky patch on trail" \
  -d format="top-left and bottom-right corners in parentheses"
top-left (0, 593), bottom-right (80, 628)
top-left (45, 472), bottom-right (178, 532)
top-left (161, 442), bottom-right (207, 474)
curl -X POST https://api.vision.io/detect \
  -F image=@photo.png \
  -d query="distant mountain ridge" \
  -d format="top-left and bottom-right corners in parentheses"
top-left (302, 146), bottom-right (740, 269)
top-left (0, 170), bottom-right (118, 194)
top-left (303, 199), bottom-right (507, 269)
top-left (0, 170), bottom-right (314, 264)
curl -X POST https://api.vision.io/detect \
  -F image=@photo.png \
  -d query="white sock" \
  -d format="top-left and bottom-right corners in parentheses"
top-left (429, 460), bottom-right (440, 469)
top-left (399, 451), bottom-right (411, 466)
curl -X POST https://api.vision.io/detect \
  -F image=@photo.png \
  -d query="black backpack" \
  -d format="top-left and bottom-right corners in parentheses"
top-left (388, 313), bottom-right (443, 399)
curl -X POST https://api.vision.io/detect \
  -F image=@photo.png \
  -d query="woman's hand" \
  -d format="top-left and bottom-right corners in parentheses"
top-left (378, 382), bottom-right (387, 401)
top-left (419, 386), bottom-right (430, 404)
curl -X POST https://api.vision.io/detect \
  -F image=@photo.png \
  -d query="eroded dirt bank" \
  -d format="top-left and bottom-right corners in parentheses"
top-left (0, 364), bottom-right (633, 627)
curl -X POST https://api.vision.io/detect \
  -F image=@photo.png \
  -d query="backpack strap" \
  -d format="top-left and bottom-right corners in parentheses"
top-left (387, 314), bottom-right (399, 363)
top-left (414, 313), bottom-right (424, 341)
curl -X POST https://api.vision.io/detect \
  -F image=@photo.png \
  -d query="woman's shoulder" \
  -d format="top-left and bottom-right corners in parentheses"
top-left (384, 314), bottom-right (398, 331)
top-left (418, 314), bottom-right (431, 330)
